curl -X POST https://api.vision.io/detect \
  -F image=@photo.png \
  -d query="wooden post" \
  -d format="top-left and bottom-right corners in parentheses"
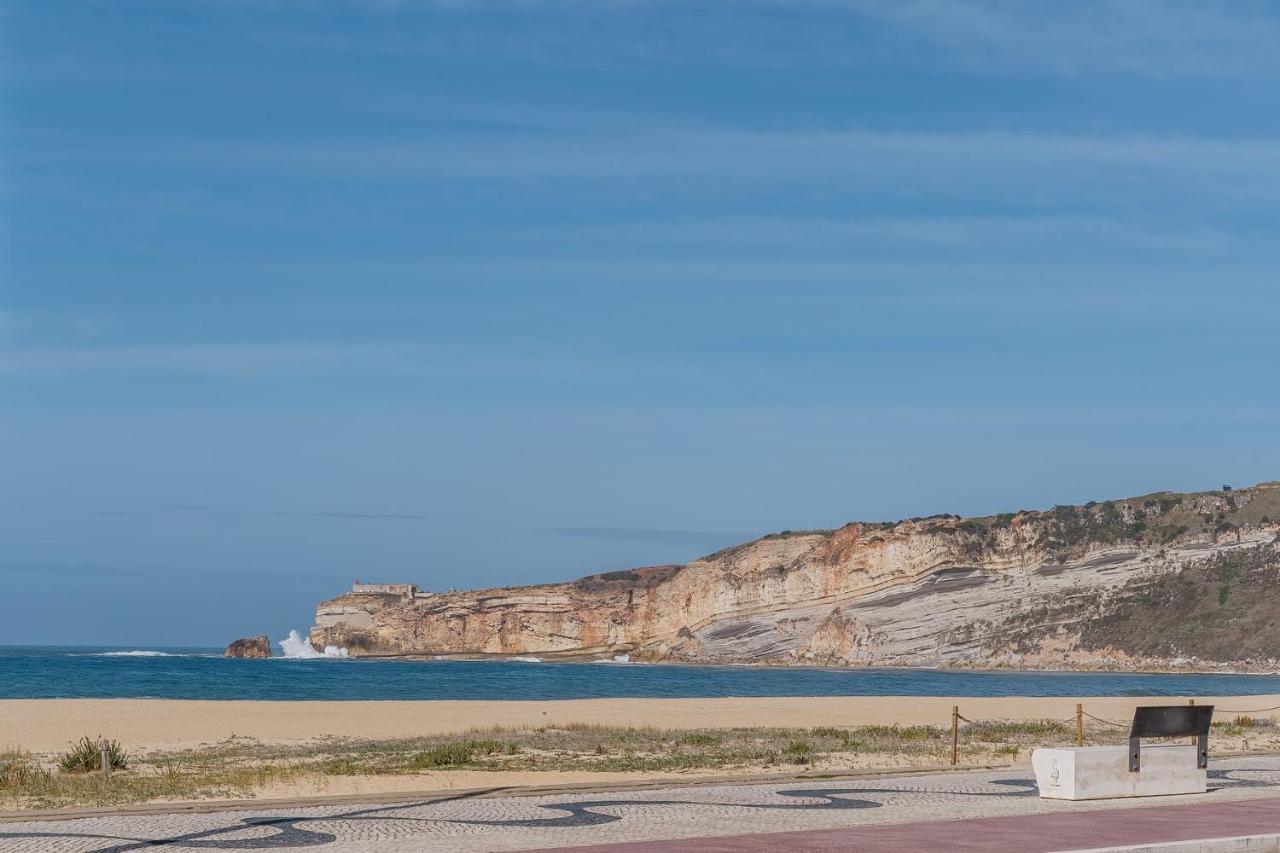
top-left (1076, 703), bottom-right (1084, 747)
top-left (99, 740), bottom-right (111, 785)
top-left (950, 705), bottom-right (959, 766)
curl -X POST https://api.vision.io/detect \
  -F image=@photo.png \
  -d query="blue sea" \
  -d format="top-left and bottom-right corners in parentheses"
top-left (4, 646), bottom-right (1280, 700)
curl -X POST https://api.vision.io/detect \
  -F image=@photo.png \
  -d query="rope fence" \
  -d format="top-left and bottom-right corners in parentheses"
top-left (1215, 704), bottom-right (1280, 715)
top-left (944, 699), bottom-right (1279, 766)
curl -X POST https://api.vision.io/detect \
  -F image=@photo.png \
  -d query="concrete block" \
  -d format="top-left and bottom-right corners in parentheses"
top-left (1032, 744), bottom-right (1206, 800)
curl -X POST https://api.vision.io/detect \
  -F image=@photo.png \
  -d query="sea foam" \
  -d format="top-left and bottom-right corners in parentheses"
top-left (278, 630), bottom-right (349, 659)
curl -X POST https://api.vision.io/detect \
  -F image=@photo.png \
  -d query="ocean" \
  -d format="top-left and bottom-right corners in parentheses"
top-left (4, 645), bottom-right (1280, 701)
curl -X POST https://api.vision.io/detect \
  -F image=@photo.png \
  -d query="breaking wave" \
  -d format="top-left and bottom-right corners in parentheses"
top-left (278, 630), bottom-right (349, 659)
top-left (94, 650), bottom-right (177, 657)
top-left (509, 656), bottom-right (544, 663)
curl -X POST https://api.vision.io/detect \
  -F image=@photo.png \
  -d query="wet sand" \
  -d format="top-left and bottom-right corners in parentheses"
top-left (5, 695), bottom-right (1278, 753)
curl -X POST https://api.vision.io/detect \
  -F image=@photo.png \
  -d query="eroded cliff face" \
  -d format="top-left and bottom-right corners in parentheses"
top-left (310, 483), bottom-right (1280, 669)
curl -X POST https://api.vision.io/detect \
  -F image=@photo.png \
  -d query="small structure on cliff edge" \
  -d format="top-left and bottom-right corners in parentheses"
top-left (224, 635), bottom-right (271, 658)
top-left (350, 582), bottom-right (420, 598)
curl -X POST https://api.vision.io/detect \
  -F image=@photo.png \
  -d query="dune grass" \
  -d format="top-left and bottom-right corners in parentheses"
top-left (3, 717), bottom-right (1275, 810)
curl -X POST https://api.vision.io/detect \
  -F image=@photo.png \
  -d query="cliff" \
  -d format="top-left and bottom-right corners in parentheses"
top-left (310, 482), bottom-right (1280, 670)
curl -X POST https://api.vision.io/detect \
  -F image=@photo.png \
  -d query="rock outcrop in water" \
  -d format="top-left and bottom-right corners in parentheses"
top-left (311, 482), bottom-right (1280, 670)
top-left (224, 635), bottom-right (271, 658)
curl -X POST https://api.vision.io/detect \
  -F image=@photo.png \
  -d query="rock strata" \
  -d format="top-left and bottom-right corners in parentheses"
top-left (312, 482), bottom-right (1280, 670)
top-left (224, 635), bottom-right (271, 658)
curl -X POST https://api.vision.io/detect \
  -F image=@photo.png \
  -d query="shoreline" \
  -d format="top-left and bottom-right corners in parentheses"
top-left (361, 657), bottom-right (1280, 676)
top-left (274, 647), bottom-right (1280, 675)
top-left (479, 652), bottom-right (1280, 675)
top-left (9, 645), bottom-right (1280, 676)
top-left (5, 695), bottom-right (1280, 753)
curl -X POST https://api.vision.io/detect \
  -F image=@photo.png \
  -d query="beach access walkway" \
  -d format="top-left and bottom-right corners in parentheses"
top-left (3, 755), bottom-right (1280, 852)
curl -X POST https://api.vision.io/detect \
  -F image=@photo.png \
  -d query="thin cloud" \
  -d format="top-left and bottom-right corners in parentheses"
top-left (102, 504), bottom-right (430, 522)
top-left (273, 510), bottom-right (430, 521)
top-left (0, 560), bottom-right (169, 579)
top-left (0, 560), bottom-right (348, 581)
top-left (250, 0), bottom-right (1280, 78)
top-left (546, 526), bottom-right (748, 548)
top-left (858, 0), bottom-right (1280, 77)
top-left (0, 342), bottom-right (430, 376)
top-left (25, 129), bottom-right (1280, 197)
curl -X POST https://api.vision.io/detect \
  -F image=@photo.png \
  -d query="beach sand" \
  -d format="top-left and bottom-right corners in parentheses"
top-left (5, 695), bottom-right (1278, 753)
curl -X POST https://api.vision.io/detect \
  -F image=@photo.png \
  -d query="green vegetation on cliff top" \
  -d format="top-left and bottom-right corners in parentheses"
top-left (702, 482), bottom-right (1280, 564)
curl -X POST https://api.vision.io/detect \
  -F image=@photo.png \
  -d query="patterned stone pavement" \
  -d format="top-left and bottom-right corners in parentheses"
top-left (3, 756), bottom-right (1280, 853)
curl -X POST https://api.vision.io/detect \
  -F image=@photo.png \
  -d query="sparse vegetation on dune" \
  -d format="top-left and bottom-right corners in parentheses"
top-left (5, 719), bottom-right (1276, 810)
top-left (58, 737), bottom-right (128, 773)
top-left (1, 744), bottom-right (307, 811)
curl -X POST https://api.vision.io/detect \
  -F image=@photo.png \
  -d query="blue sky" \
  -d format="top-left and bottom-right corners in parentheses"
top-left (3, 1), bottom-right (1279, 646)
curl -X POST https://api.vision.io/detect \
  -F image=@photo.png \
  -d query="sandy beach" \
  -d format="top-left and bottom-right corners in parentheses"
top-left (5, 695), bottom-right (1279, 753)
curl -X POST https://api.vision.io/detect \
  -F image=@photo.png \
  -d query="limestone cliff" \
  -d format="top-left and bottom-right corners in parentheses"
top-left (311, 482), bottom-right (1280, 670)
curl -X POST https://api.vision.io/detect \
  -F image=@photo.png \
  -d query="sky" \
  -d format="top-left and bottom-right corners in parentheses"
top-left (2, 1), bottom-right (1279, 646)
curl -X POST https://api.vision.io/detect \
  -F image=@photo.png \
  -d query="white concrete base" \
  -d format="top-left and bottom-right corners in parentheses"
top-left (1032, 744), bottom-right (1206, 800)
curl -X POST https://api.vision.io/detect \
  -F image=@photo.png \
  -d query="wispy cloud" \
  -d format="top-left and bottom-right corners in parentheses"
top-left (0, 560), bottom-right (156, 579)
top-left (24, 129), bottom-right (1280, 207)
top-left (86, 504), bottom-right (432, 522)
top-left (0, 309), bottom-right (118, 345)
top-left (509, 213), bottom-right (1242, 256)
top-left (858, 0), bottom-right (1280, 77)
top-left (0, 559), bottom-right (342, 581)
top-left (546, 526), bottom-right (747, 548)
top-left (0, 342), bottom-right (429, 375)
top-left (272, 510), bottom-right (430, 521)
top-left (248, 0), bottom-right (1280, 78)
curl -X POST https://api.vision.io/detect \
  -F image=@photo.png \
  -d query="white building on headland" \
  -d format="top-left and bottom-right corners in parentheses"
top-left (350, 581), bottom-right (419, 597)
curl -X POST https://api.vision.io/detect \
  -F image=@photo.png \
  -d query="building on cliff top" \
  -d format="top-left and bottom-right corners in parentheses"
top-left (350, 582), bottom-right (419, 597)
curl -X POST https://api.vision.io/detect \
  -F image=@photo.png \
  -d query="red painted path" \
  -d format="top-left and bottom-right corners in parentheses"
top-left (543, 796), bottom-right (1280, 852)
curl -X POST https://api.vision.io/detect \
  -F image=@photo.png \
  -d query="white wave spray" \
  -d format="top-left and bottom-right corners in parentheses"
top-left (278, 630), bottom-right (349, 659)
top-left (93, 650), bottom-right (177, 657)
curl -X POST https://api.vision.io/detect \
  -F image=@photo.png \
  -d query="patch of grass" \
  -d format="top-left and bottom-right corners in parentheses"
top-left (58, 737), bottom-right (128, 773)
top-left (1, 745), bottom-right (307, 811)
top-left (409, 739), bottom-right (518, 769)
top-left (1215, 716), bottom-right (1275, 736)
top-left (783, 740), bottom-right (814, 764)
top-left (857, 725), bottom-right (941, 741)
top-left (783, 739), bottom-right (813, 754)
top-left (962, 720), bottom-right (1071, 741)
top-left (809, 727), bottom-right (847, 738)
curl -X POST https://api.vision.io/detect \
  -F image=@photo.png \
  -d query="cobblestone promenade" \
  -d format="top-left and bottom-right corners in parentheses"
top-left (3, 756), bottom-right (1280, 852)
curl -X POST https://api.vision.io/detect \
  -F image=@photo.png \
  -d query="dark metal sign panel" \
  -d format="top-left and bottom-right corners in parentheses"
top-left (1128, 705), bottom-right (1213, 771)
